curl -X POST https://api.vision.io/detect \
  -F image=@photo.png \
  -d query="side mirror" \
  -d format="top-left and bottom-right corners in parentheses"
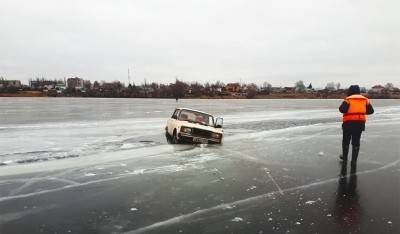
top-left (215, 117), bottom-right (223, 128)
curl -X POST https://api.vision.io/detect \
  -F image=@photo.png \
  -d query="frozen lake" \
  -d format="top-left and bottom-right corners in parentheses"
top-left (0, 98), bottom-right (399, 234)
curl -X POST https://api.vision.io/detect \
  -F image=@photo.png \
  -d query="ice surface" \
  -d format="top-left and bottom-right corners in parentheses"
top-left (0, 98), bottom-right (399, 234)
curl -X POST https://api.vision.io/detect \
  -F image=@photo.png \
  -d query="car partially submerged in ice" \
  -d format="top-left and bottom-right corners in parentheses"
top-left (165, 108), bottom-right (224, 144)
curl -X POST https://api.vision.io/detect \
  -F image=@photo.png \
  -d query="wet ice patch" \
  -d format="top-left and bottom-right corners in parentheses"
top-left (84, 173), bottom-right (96, 177)
top-left (130, 208), bottom-right (138, 211)
top-left (318, 151), bottom-right (324, 156)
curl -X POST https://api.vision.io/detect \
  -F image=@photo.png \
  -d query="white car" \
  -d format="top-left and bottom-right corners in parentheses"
top-left (165, 108), bottom-right (224, 144)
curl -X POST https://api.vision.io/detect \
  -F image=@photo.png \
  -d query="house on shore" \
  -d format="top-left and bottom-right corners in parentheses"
top-left (30, 79), bottom-right (57, 91)
top-left (67, 77), bottom-right (84, 90)
top-left (0, 78), bottom-right (22, 89)
top-left (224, 83), bottom-right (241, 93)
top-left (369, 85), bottom-right (385, 94)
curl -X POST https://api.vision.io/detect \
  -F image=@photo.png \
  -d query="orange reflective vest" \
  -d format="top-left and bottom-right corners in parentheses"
top-left (342, 94), bottom-right (369, 122)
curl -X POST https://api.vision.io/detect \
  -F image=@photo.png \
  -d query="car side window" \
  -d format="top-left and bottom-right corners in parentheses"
top-left (171, 109), bottom-right (179, 119)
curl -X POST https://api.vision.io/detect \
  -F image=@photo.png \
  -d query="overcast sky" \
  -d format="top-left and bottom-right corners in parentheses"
top-left (0, 0), bottom-right (399, 88)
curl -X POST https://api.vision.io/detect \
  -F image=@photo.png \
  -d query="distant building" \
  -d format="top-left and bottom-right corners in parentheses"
top-left (29, 79), bottom-right (57, 90)
top-left (271, 87), bottom-right (284, 93)
top-left (225, 83), bottom-right (241, 93)
top-left (283, 87), bottom-right (295, 93)
top-left (392, 87), bottom-right (400, 95)
top-left (55, 83), bottom-right (67, 94)
top-left (370, 85), bottom-right (385, 94)
top-left (139, 86), bottom-right (155, 96)
top-left (100, 82), bottom-right (115, 92)
top-left (0, 78), bottom-right (21, 88)
top-left (305, 87), bottom-right (316, 93)
top-left (67, 77), bottom-right (84, 90)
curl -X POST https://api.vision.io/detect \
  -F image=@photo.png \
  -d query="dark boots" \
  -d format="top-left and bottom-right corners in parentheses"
top-left (340, 144), bottom-right (349, 162)
top-left (351, 146), bottom-right (360, 165)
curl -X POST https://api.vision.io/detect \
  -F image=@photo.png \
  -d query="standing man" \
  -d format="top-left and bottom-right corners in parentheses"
top-left (339, 85), bottom-right (374, 165)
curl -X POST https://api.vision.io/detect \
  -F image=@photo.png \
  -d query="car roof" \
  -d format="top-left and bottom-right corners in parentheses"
top-left (176, 108), bottom-right (213, 116)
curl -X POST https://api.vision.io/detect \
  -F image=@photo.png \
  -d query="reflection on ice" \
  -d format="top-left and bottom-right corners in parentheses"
top-left (334, 163), bottom-right (360, 230)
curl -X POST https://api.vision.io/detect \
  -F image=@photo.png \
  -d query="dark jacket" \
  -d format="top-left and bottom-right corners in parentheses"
top-left (339, 99), bottom-right (374, 131)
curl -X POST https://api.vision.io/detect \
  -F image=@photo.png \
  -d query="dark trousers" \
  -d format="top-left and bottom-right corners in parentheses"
top-left (342, 121), bottom-right (364, 147)
top-left (343, 129), bottom-right (362, 146)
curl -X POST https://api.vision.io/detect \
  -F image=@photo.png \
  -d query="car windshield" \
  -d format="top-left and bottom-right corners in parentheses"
top-left (178, 110), bottom-right (214, 126)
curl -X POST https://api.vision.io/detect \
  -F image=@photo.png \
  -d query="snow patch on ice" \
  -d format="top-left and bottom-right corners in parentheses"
top-left (84, 173), bottom-right (96, 177)
top-left (222, 205), bottom-right (236, 210)
top-left (305, 200), bottom-right (317, 205)
top-left (130, 208), bottom-right (138, 211)
top-left (121, 143), bottom-right (146, 149)
top-left (133, 169), bottom-right (145, 175)
top-left (231, 217), bottom-right (244, 222)
top-left (0, 160), bottom-right (13, 165)
top-left (246, 185), bottom-right (257, 191)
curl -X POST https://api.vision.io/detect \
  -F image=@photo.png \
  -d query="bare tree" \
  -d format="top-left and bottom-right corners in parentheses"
top-left (246, 83), bottom-right (258, 98)
top-left (325, 82), bottom-right (336, 91)
top-left (295, 80), bottom-right (306, 92)
top-left (385, 83), bottom-right (394, 91)
top-left (170, 79), bottom-right (187, 99)
top-left (261, 81), bottom-right (272, 94)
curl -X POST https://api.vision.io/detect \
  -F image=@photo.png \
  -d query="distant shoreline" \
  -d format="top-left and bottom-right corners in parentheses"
top-left (0, 91), bottom-right (399, 99)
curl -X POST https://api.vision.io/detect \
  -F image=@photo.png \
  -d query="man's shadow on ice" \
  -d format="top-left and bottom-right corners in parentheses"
top-left (334, 163), bottom-right (362, 230)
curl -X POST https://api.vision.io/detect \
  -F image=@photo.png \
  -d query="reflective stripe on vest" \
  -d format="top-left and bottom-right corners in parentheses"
top-left (342, 94), bottom-right (368, 122)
